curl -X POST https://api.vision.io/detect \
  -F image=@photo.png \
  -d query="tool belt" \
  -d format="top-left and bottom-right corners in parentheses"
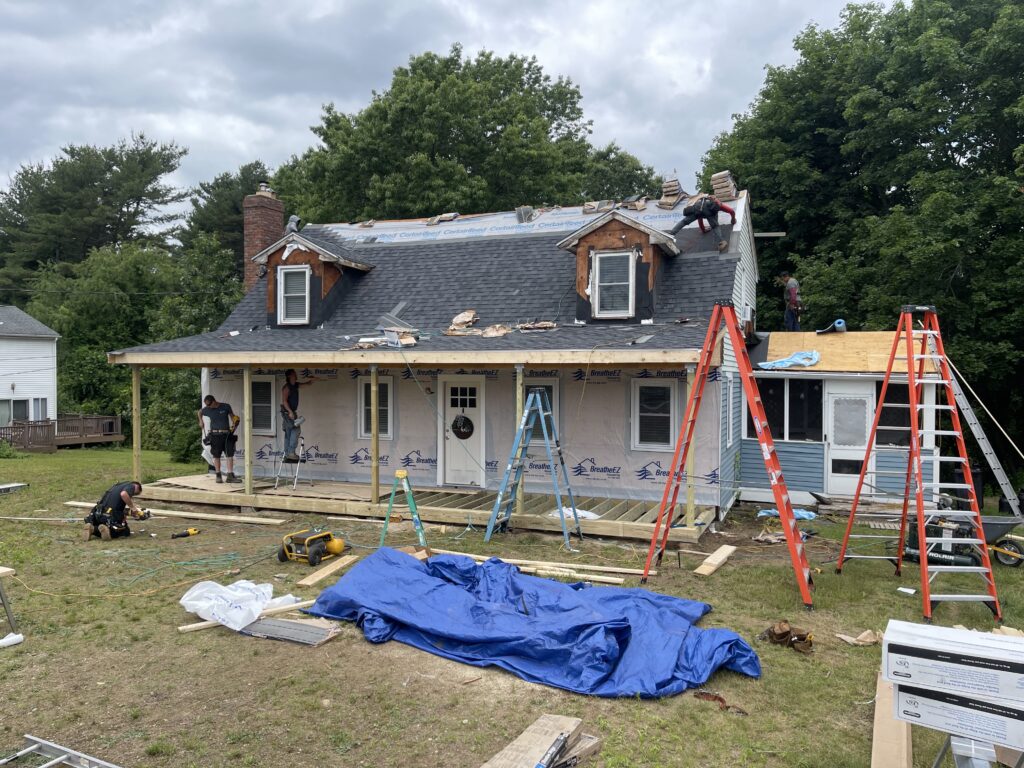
top-left (209, 429), bottom-right (230, 433)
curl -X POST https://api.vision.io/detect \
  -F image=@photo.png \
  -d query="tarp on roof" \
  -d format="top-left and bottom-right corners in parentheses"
top-left (306, 548), bottom-right (761, 698)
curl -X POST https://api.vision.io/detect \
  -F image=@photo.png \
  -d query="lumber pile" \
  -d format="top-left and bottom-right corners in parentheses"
top-left (296, 555), bottom-right (360, 587)
top-left (710, 170), bottom-right (738, 200)
top-left (430, 548), bottom-right (652, 584)
top-left (177, 599), bottom-right (316, 633)
top-left (482, 714), bottom-right (602, 768)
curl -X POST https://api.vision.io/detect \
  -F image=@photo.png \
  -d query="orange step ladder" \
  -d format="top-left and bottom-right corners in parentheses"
top-left (641, 301), bottom-right (814, 609)
top-left (836, 305), bottom-right (1001, 621)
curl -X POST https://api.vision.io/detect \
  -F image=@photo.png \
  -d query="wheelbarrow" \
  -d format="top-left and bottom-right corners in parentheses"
top-left (981, 515), bottom-right (1023, 567)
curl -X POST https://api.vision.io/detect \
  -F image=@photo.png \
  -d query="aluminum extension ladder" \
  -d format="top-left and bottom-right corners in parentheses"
top-left (0, 734), bottom-right (123, 767)
top-left (836, 305), bottom-right (1001, 622)
top-left (485, 387), bottom-right (583, 550)
top-left (640, 301), bottom-right (815, 610)
top-left (926, 334), bottom-right (1020, 518)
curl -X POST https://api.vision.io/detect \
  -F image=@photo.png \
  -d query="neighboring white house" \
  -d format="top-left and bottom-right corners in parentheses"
top-left (0, 306), bottom-right (58, 425)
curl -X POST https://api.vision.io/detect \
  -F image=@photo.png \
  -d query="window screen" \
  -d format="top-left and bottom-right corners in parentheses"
top-left (0, 401), bottom-right (10, 426)
top-left (251, 380), bottom-right (273, 432)
top-left (280, 269), bottom-right (308, 322)
top-left (636, 384), bottom-right (673, 447)
top-left (360, 379), bottom-right (392, 439)
top-left (787, 380), bottom-right (823, 441)
top-left (748, 379), bottom-right (785, 439)
top-left (12, 400), bottom-right (28, 421)
top-left (595, 252), bottom-right (632, 316)
top-left (876, 382), bottom-right (911, 446)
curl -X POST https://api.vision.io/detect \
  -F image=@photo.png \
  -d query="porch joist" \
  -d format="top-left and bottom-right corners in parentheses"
top-left (138, 484), bottom-right (707, 544)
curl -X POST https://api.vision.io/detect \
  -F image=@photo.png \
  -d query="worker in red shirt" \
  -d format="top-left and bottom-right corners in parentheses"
top-left (668, 194), bottom-right (736, 252)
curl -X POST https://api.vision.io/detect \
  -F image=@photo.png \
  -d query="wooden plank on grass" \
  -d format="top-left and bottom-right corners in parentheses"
top-left (871, 672), bottom-right (912, 768)
top-left (693, 545), bottom-right (737, 576)
top-left (65, 500), bottom-right (284, 526)
top-left (482, 714), bottom-right (583, 768)
top-left (177, 599), bottom-right (317, 633)
top-left (296, 555), bottom-right (360, 588)
top-left (0, 566), bottom-right (15, 578)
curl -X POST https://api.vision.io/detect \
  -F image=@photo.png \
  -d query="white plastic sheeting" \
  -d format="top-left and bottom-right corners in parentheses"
top-left (179, 580), bottom-right (300, 632)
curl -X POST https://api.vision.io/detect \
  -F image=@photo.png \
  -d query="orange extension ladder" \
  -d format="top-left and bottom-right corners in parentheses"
top-left (641, 301), bottom-right (814, 609)
top-left (836, 306), bottom-right (1001, 621)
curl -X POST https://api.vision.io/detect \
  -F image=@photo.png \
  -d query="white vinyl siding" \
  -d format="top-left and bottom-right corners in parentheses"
top-left (0, 336), bottom-right (58, 424)
top-left (593, 251), bottom-right (634, 318)
top-left (251, 376), bottom-right (275, 435)
top-left (631, 379), bottom-right (678, 451)
top-left (277, 266), bottom-right (310, 325)
top-left (358, 376), bottom-right (393, 440)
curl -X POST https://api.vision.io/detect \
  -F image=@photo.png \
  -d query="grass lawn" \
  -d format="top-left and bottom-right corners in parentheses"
top-left (0, 448), bottom-right (1020, 767)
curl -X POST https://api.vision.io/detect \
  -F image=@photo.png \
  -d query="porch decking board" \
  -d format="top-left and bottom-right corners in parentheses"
top-left (617, 500), bottom-right (649, 523)
top-left (587, 497), bottom-right (620, 516)
top-left (445, 493), bottom-right (499, 511)
top-left (599, 499), bottom-right (631, 520)
top-left (407, 492), bottom-right (452, 506)
top-left (139, 477), bottom-right (704, 544)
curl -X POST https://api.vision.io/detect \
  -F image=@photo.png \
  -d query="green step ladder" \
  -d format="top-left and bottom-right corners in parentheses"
top-left (379, 470), bottom-right (428, 548)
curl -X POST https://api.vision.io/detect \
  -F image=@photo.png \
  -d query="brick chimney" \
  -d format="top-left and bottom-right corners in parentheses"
top-left (243, 182), bottom-right (285, 291)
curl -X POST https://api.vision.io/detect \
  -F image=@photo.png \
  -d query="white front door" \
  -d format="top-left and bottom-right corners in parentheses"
top-left (440, 377), bottom-right (485, 486)
top-left (825, 381), bottom-right (875, 496)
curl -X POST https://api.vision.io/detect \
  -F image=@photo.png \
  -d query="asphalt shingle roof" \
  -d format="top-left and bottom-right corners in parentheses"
top-left (0, 306), bottom-right (59, 339)
top-left (113, 224), bottom-right (739, 357)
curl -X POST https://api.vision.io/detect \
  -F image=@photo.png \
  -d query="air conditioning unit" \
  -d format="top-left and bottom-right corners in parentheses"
top-left (741, 304), bottom-right (756, 340)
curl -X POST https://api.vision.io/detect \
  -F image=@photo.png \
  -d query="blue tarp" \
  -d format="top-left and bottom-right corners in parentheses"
top-left (307, 547), bottom-right (761, 698)
top-left (758, 508), bottom-right (817, 520)
top-left (758, 350), bottom-right (820, 370)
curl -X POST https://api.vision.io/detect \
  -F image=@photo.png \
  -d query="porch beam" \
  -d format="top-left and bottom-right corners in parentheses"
top-left (370, 364), bottom-right (379, 504)
top-left (242, 365), bottom-right (253, 494)
top-left (131, 365), bottom-right (142, 482)
top-left (515, 363), bottom-right (524, 520)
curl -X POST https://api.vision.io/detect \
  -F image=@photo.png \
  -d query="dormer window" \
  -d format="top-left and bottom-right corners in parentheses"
top-left (593, 251), bottom-right (635, 318)
top-left (278, 265), bottom-right (310, 325)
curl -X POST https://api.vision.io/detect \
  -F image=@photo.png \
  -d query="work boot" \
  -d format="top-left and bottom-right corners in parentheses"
top-left (215, 473), bottom-right (223, 483)
top-left (284, 453), bottom-right (300, 463)
top-left (226, 473), bottom-right (242, 484)
top-left (717, 239), bottom-right (729, 252)
top-left (82, 524), bottom-right (94, 542)
top-left (98, 524), bottom-right (111, 542)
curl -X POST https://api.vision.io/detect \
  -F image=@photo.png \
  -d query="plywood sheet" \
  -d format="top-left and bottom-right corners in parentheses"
top-left (159, 474), bottom-right (261, 494)
top-left (482, 715), bottom-right (583, 768)
top-left (870, 672), bottom-right (912, 768)
top-left (765, 331), bottom-right (938, 374)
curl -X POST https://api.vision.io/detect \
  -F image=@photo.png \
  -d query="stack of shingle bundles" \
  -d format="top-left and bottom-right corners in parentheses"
top-left (711, 171), bottom-right (738, 200)
top-left (656, 178), bottom-right (687, 209)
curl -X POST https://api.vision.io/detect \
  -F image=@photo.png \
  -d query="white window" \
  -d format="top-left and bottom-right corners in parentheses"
top-left (631, 379), bottom-right (678, 451)
top-left (277, 266), bottom-right (310, 325)
top-left (726, 373), bottom-right (735, 448)
top-left (358, 376), bottom-right (393, 440)
top-left (525, 380), bottom-right (559, 442)
top-left (251, 376), bottom-right (276, 435)
top-left (593, 251), bottom-right (635, 318)
top-left (32, 398), bottom-right (48, 420)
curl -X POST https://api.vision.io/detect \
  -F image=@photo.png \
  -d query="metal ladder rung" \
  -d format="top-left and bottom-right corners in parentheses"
top-left (917, 429), bottom-right (962, 436)
top-left (921, 482), bottom-right (973, 489)
top-left (842, 554), bottom-right (898, 561)
top-left (929, 594), bottom-right (996, 602)
top-left (895, 354), bottom-right (945, 360)
top-left (924, 536), bottom-right (983, 545)
top-left (927, 565), bottom-right (991, 574)
top-left (847, 534), bottom-right (901, 540)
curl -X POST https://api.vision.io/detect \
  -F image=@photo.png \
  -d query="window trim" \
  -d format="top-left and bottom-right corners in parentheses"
top-left (32, 397), bottom-right (48, 421)
top-left (630, 378), bottom-right (679, 452)
top-left (357, 375), bottom-right (394, 441)
top-left (525, 379), bottom-right (559, 442)
top-left (726, 373), bottom-right (735, 448)
top-left (592, 250), bottom-right (635, 319)
top-left (277, 265), bottom-right (311, 325)
top-left (251, 375), bottom-right (276, 436)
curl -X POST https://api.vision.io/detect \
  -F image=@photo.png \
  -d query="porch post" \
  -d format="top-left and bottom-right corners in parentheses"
top-left (685, 365), bottom-right (697, 527)
top-left (131, 365), bottom-right (142, 482)
top-left (515, 364), bottom-right (525, 518)
top-left (242, 365), bottom-right (253, 495)
top-left (370, 364), bottom-right (380, 503)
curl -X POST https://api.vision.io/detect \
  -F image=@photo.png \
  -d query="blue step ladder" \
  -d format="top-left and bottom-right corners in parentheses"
top-left (485, 387), bottom-right (583, 549)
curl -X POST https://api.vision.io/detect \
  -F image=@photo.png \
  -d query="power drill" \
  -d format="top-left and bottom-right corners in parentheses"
top-left (171, 527), bottom-right (200, 539)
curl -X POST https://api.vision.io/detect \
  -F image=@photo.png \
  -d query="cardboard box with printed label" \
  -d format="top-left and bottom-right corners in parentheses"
top-left (893, 684), bottom-right (1024, 750)
top-left (883, 620), bottom-right (1024, 704)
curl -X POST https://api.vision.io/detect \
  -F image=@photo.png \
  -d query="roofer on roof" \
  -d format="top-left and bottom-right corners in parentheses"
top-left (667, 194), bottom-right (736, 253)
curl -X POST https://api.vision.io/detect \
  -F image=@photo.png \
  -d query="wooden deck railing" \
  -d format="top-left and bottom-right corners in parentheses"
top-left (0, 414), bottom-right (123, 452)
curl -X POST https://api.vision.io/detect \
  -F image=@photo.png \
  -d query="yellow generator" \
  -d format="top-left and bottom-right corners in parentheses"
top-left (277, 528), bottom-right (345, 567)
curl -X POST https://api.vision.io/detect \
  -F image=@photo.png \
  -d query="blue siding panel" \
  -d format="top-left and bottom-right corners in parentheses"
top-left (740, 439), bottom-right (825, 492)
top-left (720, 375), bottom-right (743, 509)
top-left (874, 449), bottom-right (934, 492)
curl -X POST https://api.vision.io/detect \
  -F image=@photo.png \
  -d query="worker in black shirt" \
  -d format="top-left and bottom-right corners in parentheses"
top-left (281, 369), bottom-right (316, 462)
top-left (83, 481), bottom-right (143, 541)
top-left (198, 395), bottom-right (242, 483)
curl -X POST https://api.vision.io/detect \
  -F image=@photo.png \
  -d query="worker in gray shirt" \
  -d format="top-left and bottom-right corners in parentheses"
top-left (198, 395), bottom-right (241, 483)
top-left (777, 271), bottom-right (802, 331)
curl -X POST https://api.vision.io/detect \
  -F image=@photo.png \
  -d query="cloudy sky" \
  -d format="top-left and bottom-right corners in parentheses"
top-left (1, 0), bottom-right (857, 198)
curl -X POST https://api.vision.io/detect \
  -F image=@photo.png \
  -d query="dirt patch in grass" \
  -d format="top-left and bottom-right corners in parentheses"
top-left (0, 449), bottom-right (1020, 766)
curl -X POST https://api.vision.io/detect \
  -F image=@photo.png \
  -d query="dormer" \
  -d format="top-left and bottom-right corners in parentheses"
top-left (556, 210), bottom-right (679, 324)
top-left (250, 233), bottom-right (374, 328)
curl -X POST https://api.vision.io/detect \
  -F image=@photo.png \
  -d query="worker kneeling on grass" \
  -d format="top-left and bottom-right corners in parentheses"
top-left (83, 481), bottom-right (143, 542)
